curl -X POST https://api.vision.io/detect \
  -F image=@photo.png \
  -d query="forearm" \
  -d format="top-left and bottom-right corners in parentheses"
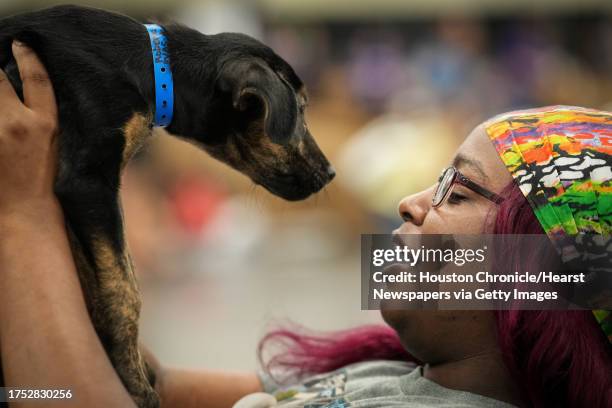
top-left (0, 201), bottom-right (135, 407)
top-left (157, 367), bottom-right (262, 408)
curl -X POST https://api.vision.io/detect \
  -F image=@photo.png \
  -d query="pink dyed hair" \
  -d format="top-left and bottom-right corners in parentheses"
top-left (258, 182), bottom-right (612, 407)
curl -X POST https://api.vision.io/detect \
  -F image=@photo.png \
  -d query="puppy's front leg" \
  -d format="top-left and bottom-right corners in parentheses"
top-left (59, 191), bottom-right (159, 408)
top-left (55, 124), bottom-right (158, 407)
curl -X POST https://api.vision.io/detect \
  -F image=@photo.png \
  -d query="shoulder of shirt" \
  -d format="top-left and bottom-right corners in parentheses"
top-left (341, 359), bottom-right (418, 378)
top-left (257, 359), bottom-right (418, 394)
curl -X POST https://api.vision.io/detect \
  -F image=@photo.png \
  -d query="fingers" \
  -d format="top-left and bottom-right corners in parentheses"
top-left (12, 40), bottom-right (57, 119)
top-left (0, 66), bottom-right (20, 108)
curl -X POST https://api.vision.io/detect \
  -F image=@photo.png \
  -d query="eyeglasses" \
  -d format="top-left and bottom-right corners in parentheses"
top-left (432, 166), bottom-right (504, 208)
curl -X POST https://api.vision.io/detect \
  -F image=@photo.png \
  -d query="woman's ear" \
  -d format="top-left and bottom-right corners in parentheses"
top-left (223, 59), bottom-right (298, 144)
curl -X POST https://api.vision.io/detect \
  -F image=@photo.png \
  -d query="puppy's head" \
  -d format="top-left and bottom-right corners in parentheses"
top-left (177, 33), bottom-right (334, 201)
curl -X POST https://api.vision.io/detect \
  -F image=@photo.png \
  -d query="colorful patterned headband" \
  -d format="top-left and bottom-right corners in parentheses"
top-left (484, 105), bottom-right (611, 344)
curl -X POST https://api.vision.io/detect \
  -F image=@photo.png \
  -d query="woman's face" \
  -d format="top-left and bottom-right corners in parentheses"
top-left (381, 124), bottom-right (513, 364)
top-left (394, 124), bottom-right (512, 235)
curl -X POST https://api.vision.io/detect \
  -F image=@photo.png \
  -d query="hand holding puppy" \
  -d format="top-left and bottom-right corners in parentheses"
top-left (0, 40), bottom-right (59, 221)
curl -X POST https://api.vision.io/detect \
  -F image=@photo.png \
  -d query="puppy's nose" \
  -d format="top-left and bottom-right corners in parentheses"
top-left (326, 165), bottom-right (336, 180)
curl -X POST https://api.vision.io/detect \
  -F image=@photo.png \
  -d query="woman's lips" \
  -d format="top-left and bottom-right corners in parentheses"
top-left (393, 224), bottom-right (421, 236)
top-left (392, 225), bottom-right (422, 247)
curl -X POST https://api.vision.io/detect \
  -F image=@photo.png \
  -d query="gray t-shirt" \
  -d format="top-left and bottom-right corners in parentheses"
top-left (233, 360), bottom-right (518, 408)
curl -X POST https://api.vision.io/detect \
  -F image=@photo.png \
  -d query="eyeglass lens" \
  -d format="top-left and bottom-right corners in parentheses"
top-left (432, 167), bottom-right (456, 206)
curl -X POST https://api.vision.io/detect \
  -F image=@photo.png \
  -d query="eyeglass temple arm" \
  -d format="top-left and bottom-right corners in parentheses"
top-left (456, 175), bottom-right (505, 204)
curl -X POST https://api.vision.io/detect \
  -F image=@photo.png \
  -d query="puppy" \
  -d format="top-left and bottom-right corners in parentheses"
top-left (0, 5), bottom-right (334, 407)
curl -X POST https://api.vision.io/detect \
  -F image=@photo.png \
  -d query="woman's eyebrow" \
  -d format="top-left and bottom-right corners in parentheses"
top-left (452, 154), bottom-right (488, 181)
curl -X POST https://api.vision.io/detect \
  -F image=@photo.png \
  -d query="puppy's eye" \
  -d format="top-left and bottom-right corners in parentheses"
top-left (447, 192), bottom-right (467, 205)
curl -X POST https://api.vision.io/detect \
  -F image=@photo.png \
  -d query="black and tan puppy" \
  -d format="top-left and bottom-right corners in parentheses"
top-left (0, 4), bottom-right (334, 407)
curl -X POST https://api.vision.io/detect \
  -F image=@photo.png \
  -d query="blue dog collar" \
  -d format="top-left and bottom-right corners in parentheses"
top-left (144, 24), bottom-right (174, 127)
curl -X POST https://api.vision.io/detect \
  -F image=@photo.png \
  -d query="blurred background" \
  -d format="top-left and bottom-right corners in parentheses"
top-left (3, 0), bottom-right (612, 370)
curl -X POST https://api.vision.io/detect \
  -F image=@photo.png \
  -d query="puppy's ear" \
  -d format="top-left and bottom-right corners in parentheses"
top-left (223, 60), bottom-right (298, 144)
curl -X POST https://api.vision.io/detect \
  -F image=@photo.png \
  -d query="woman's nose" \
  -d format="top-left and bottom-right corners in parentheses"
top-left (397, 188), bottom-right (432, 226)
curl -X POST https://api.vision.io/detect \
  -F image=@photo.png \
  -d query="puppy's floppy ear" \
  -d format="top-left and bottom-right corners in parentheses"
top-left (222, 59), bottom-right (298, 144)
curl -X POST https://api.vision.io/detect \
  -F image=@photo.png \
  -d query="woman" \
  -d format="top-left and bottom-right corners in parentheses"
top-left (0, 42), bottom-right (610, 408)
top-left (250, 107), bottom-right (612, 408)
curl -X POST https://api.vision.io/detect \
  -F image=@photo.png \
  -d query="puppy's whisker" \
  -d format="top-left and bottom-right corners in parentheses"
top-left (247, 183), bottom-right (263, 212)
top-left (252, 184), bottom-right (266, 213)
top-left (322, 186), bottom-right (332, 203)
top-left (244, 184), bottom-right (256, 210)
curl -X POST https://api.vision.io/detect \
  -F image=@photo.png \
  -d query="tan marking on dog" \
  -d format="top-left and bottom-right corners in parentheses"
top-left (88, 235), bottom-right (142, 344)
top-left (91, 236), bottom-right (140, 295)
top-left (89, 235), bottom-right (156, 404)
top-left (296, 138), bottom-right (307, 155)
top-left (122, 113), bottom-right (152, 166)
top-left (297, 86), bottom-right (309, 105)
top-left (66, 225), bottom-right (100, 313)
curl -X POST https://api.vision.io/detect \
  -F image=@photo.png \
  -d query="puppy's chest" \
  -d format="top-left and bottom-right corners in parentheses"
top-left (122, 112), bottom-right (154, 166)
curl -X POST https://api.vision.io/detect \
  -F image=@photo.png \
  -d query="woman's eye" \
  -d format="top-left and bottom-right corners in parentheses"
top-left (447, 192), bottom-right (467, 205)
